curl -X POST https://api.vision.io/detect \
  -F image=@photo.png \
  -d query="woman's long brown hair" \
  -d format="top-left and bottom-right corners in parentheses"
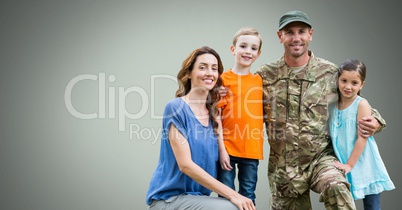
top-left (175, 46), bottom-right (223, 135)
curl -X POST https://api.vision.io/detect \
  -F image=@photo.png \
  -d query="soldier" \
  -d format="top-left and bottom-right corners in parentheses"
top-left (256, 11), bottom-right (386, 210)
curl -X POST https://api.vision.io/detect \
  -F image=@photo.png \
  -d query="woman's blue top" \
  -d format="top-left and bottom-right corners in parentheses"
top-left (146, 98), bottom-right (218, 205)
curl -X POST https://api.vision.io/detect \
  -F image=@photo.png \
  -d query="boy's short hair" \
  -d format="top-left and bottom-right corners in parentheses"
top-left (232, 27), bottom-right (262, 51)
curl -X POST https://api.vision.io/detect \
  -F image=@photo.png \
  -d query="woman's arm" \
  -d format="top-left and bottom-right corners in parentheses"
top-left (335, 99), bottom-right (371, 174)
top-left (168, 124), bottom-right (254, 210)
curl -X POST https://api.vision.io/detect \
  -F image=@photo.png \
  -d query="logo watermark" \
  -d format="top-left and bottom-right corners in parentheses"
top-left (64, 73), bottom-right (266, 143)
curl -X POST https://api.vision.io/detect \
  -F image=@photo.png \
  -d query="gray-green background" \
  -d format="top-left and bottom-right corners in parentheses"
top-left (1, 0), bottom-right (400, 209)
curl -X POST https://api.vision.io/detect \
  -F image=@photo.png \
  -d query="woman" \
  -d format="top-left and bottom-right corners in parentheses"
top-left (146, 46), bottom-right (255, 210)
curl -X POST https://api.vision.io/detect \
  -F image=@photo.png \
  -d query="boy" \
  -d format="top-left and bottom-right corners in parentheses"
top-left (217, 27), bottom-right (264, 205)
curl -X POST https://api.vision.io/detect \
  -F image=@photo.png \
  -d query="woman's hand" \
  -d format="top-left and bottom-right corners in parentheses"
top-left (218, 86), bottom-right (228, 98)
top-left (229, 193), bottom-right (256, 210)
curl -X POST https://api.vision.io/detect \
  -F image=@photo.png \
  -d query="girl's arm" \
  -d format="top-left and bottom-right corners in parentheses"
top-left (335, 99), bottom-right (371, 174)
top-left (168, 124), bottom-right (254, 210)
top-left (358, 107), bottom-right (386, 138)
top-left (217, 108), bottom-right (232, 171)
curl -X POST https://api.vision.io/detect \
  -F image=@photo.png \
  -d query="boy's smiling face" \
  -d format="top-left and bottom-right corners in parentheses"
top-left (231, 35), bottom-right (261, 68)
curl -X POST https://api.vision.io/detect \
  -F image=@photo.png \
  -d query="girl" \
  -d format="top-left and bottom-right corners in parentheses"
top-left (329, 59), bottom-right (395, 210)
top-left (146, 46), bottom-right (255, 210)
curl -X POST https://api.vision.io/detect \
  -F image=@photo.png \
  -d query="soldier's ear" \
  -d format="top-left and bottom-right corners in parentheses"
top-left (277, 31), bottom-right (283, 43)
top-left (309, 28), bottom-right (314, 41)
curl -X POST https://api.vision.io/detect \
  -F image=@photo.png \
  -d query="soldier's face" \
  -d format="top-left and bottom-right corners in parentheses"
top-left (277, 22), bottom-right (313, 59)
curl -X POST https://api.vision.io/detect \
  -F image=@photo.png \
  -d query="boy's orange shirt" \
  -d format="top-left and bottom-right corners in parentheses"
top-left (219, 69), bottom-right (264, 160)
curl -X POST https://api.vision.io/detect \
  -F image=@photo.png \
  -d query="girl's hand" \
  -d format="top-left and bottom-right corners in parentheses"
top-left (334, 161), bottom-right (352, 174)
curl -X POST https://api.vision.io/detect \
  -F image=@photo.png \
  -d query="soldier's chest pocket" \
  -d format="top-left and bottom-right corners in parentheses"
top-left (299, 82), bottom-right (329, 130)
top-left (286, 81), bottom-right (302, 120)
top-left (301, 82), bottom-right (328, 108)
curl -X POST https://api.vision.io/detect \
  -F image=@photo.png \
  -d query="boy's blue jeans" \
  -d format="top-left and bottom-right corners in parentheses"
top-left (363, 193), bottom-right (380, 210)
top-left (217, 156), bottom-right (259, 205)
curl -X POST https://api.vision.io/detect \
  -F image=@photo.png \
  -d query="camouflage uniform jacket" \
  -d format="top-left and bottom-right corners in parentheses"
top-left (257, 51), bottom-right (386, 197)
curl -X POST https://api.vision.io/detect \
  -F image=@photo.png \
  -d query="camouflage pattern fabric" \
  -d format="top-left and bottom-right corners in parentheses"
top-left (312, 150), bottom-right (356, 210)
top-left (271, 151), bottom-right (356, 210)
top-left (256, 51), bottom-right (358, 209)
